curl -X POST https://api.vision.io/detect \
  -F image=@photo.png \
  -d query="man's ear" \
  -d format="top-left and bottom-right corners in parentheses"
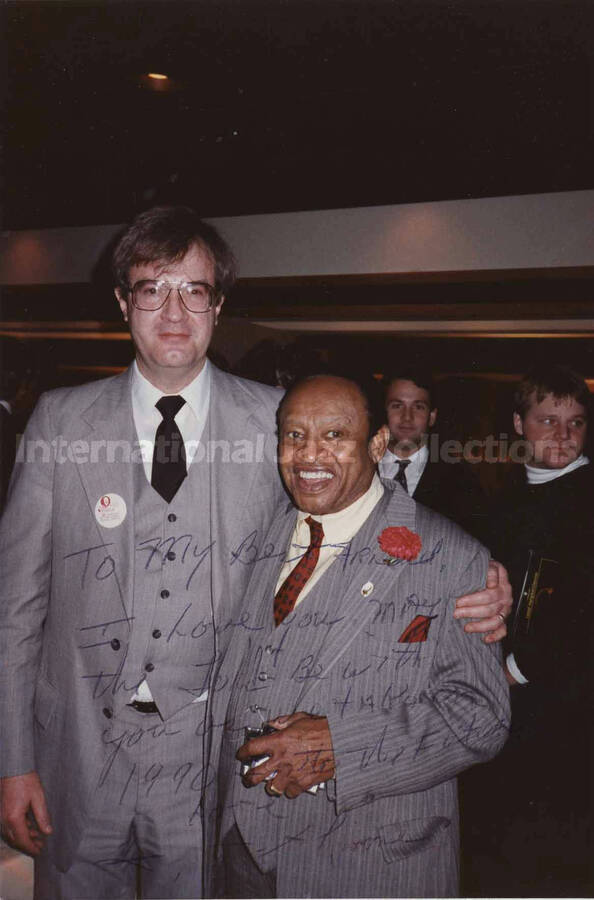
top-left (429, 407), bottom-right (438, 428)
top-left (513, 412), bottom-right (523, 437)
top-left (369, 424), bottom-right (390, 463)
top-left (115, 287), bottom-right (128, 322)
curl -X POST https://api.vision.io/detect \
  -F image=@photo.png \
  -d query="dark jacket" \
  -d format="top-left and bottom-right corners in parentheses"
top-left (413, 457), bottom-right (487, 541)
top-left (461, 462), bottom-right (594, 897)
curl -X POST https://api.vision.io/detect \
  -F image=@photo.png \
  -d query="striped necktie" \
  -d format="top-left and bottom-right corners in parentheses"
top-left (274, 516), bottom-right (324, 626)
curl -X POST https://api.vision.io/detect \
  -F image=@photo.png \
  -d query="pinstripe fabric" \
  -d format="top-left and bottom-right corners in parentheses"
top-left (205, 481), bottom-right (510, 898)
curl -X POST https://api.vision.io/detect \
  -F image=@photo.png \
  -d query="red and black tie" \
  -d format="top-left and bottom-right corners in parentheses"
top-left (274, 516), bottom-right (324, 626)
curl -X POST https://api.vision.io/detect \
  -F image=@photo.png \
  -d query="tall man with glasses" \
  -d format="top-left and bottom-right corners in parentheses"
top-left (0, 206), bottom-right (510, 899)
top-left (0, 206), bottom-right (285, 899)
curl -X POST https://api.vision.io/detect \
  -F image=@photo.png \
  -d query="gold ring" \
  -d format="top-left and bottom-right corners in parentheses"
top-left (265, 782), bottom-right (282, 797)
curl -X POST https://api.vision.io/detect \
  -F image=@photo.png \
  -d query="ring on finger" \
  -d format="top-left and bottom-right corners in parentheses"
top-left (265, 782), bottom-right (282, 797)
top-left (497, 613), bottom-right (505, 622)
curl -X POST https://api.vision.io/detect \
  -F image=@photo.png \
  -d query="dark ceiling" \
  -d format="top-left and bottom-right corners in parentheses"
top-left (3, 0), bottom-right (594, 230)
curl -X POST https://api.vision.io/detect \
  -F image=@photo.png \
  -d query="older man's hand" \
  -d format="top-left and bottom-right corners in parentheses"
top-left (236, 711), bottom-right (335, 799)
top-left (454, 559), bottom-right (513, 644)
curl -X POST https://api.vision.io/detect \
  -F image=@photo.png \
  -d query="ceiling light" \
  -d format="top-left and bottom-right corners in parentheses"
top-left (147, 72), bottom-right (168, 81)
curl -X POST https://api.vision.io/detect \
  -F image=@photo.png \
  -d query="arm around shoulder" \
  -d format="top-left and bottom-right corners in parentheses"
top-left (327, 542), bottom-right (511, 814)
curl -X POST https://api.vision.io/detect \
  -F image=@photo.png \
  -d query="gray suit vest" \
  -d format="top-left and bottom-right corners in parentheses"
top-left (118, 445), bottom-right (216, 723)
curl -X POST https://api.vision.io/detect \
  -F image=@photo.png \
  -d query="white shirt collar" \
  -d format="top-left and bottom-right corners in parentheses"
top-left (131, 359), bottom-right (211, 423)
top-left (131, 360), bottom-right (211, 480)
top-left (379, 443), bottom-right (428, 496)
top-left (296, 473), bottom-right (384, 546)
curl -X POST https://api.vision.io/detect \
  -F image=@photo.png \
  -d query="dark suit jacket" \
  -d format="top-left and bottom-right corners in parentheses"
top-left (492, 463), bottom-right (594, 690)
top-left (412, 457), bottom-right (486, 541)
top-left (461, 463), bottom-right (594, 896)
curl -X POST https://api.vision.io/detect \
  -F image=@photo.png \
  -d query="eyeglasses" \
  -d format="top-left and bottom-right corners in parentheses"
top-left (127, 280), bottom-right (219, 313)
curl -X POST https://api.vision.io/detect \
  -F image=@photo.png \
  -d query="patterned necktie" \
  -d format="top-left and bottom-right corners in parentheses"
top-left (394, 459), bottom-right (411, 493)
top-left (151, 395), bottom-right (187, 503)
top-left (274, 516), bottom-right (325, 626)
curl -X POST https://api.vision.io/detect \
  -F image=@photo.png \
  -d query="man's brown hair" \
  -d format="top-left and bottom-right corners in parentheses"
top-left (112, 205), bottom-right (237, 295)
top-left (513, 363), bottom-right (591, 418)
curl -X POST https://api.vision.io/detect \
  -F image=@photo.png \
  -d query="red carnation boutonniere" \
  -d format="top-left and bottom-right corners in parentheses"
top-left (377, 526), bottom-right (422, 563)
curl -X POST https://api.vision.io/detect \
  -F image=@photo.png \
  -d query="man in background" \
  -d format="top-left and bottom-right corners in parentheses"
top-left (379, 370), bottom-right (485, 538)
top-left (462, 363), bottom-right (593, 897)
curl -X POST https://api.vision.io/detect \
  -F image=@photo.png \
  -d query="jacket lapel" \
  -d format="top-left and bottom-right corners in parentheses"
top-left (227, 499), bottom-right (298, 636)
top-left (293, 482), bottom-right (418, 706)
top-left (74, 369), bottom-right (137, 622)
top-left (207, 364), bottom-right (281, 507)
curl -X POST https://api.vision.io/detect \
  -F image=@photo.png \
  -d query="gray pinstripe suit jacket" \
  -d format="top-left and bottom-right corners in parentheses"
top-left (204, 481), bottom-right (510, 898)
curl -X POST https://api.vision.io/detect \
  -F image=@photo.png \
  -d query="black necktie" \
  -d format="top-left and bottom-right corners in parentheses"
top-left (394, 459), bottom-right (411, 493)
top-left (151, 396), bottom-right (187, 503)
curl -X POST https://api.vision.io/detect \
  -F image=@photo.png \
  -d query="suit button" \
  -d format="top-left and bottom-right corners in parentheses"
top-left (102, 707), bottom-right (112, 719)
top-left (110, 638), bottom-right (120, 651)
top-left (168, 513), bottom-right (177, 523)
top-left (166, 551), bottom-right (176, 561)
top-left (257, 672), bottom-right (268, 682)
top-left (160, 589), bottom-right (170, 599)
top-left (145, 663), bottom-right (155, 672)
top-left (152, 630), bottom-right (161, 639)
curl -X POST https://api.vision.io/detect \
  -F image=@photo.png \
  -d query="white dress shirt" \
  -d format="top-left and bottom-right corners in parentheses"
top-left (378, 444), bottom-right (428, 496)
top-left (275, 474), bottom-right (384, 607)
top-left (131, 359), bottom-right (211, 483)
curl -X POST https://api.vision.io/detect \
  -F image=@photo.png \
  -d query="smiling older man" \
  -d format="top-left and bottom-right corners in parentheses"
top-left (206, 374), bottom-right (511, 899)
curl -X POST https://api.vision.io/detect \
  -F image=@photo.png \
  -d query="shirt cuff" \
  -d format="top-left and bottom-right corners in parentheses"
top-left (506, 652), bottom-right (529, 685)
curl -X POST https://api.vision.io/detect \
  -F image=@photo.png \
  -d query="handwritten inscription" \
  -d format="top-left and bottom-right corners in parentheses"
top-left (136, 535), bottom-right (215, 591)
top-left (230, 531), bottom-right (444, 571)
top-left (57, 522), bottom-right (505, 896)
top-left (64, 542), bottom-right (117, 590)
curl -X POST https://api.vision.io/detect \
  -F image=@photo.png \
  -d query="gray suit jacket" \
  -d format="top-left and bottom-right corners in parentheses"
top-left (205, 481), bottom-right (510, 898)
top-left (0, 363), bottom-right (284, 869)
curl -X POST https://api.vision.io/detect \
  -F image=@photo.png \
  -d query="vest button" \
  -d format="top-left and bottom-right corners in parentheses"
top-left (102, 707), bottom-right (112, 719)
top-left (110, 638), bottom-right (120, 651)
top-left (152, 629), bottom-right (162, 639)
top-left (168, 513), bottom-right (177, 523)
top-left (145, 663), bottom-right (155, 673)
top-left (257, 672), bottom-right (268, 682)
top-left (166, 551), bottom-right (176, 561)
top-left (160, 589), bottom-right (170, 599)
